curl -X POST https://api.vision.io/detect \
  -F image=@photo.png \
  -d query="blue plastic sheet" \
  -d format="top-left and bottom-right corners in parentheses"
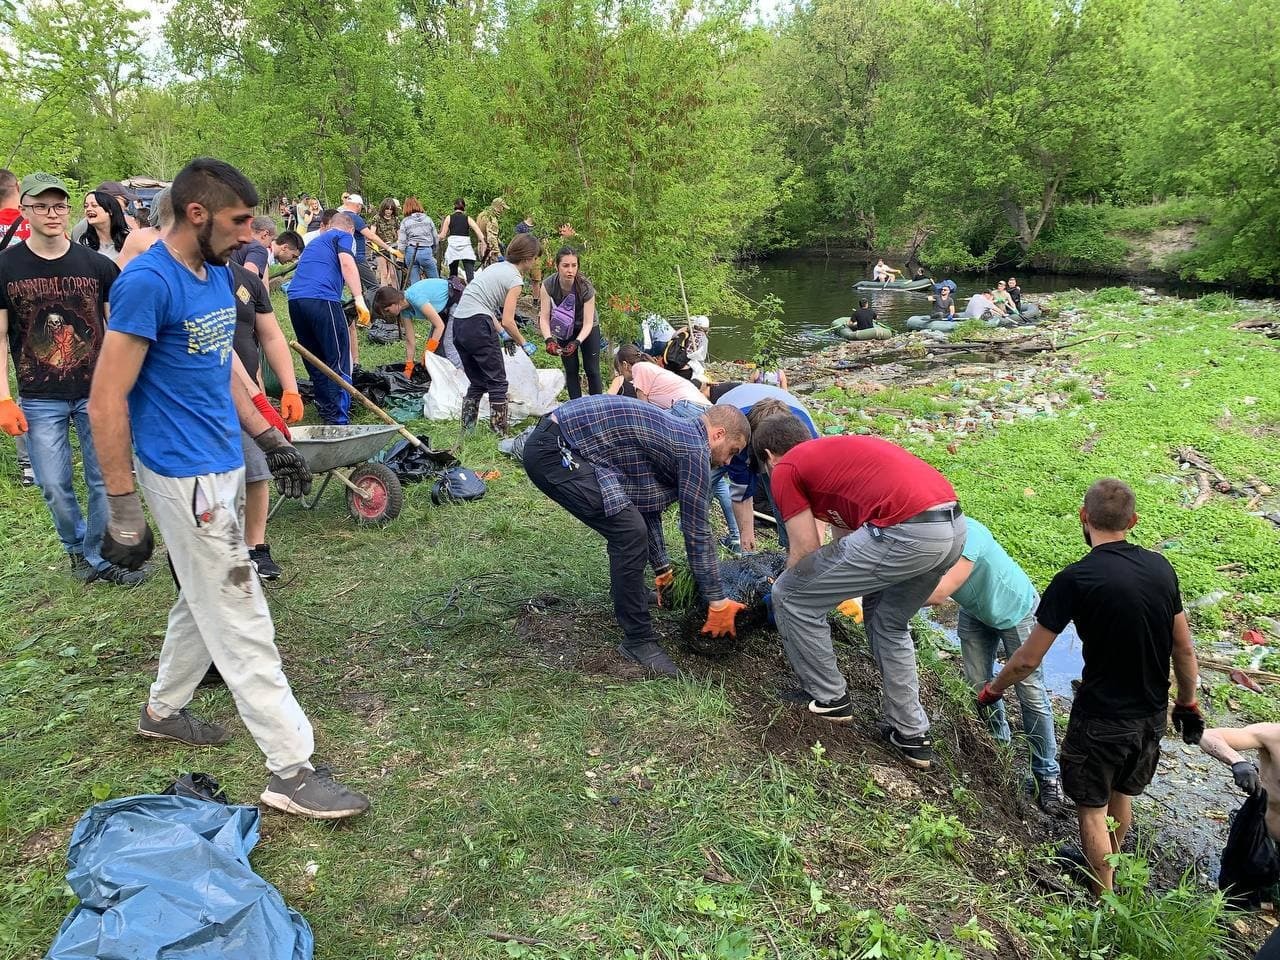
top-left (46, 794), bottom-right (313, 960)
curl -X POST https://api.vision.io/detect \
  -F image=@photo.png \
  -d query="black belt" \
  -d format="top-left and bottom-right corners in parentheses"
top-left (901, 504), bottom-right (962, 524)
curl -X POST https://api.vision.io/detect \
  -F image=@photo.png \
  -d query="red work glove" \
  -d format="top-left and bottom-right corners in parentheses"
top-left (545, 338), bottom-right (560, 356)
top-left (654, 565), bottom-right (675, 608)
top-left (561, 340), bottom-right (579, 357)
top-left (0, 397), bottom-right (28, 436)
top-left (280, 390), bottom-right (304, 424)
top-left (404, 360), bottom-right (416, 379)
top-left (252, 393), bottom-right (291, 441)
top-left (426, 337), bottom-right (440, 354)
top-left (977, 682), bottom-right (1003, 707)
top-left (700, 599), bottom-right (747, 639)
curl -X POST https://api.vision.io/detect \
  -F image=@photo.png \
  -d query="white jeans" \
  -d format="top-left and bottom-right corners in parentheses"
top-left (138, 462), bottom-right (314, 777)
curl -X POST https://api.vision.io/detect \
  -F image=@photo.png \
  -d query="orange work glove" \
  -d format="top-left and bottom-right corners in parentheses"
top-left (425, 337), bottom-right (441, 354)
top-left (654, 565), bottom-right (675, 607)
top-left (403, 360), bottom-right (416, 379)
top-left (701, 599), bottom-right (747, 639)
top-left (0, 398), bottom-right (28, 436)
top-left (280, 390), bottom-right (304, 424)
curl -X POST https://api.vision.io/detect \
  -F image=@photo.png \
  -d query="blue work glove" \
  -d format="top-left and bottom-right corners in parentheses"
top-left (522, 341), bottom-right (537, 357)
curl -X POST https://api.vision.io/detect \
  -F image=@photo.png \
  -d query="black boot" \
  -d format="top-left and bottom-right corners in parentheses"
top-left (489, 399), bottom-right (509, 436)
top-left (460, 396), bottom-right (479, 435)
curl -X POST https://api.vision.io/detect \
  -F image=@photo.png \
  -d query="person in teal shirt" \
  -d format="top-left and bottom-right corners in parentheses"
top-left (370, 278), bottom-right (449, 376)
top-left (926, 517), bottom-right (1063, 812)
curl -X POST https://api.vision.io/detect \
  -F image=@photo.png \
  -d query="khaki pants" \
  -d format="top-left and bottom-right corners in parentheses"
top-left (138, 462), bottom-right (314, 777)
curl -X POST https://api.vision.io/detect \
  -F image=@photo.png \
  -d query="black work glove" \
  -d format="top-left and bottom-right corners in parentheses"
top-left (254, 427), bottom-right (313, 499)
top-left (103, 491), bottom-right (155, 570)
top-left (561, 340), bottom-right (579, 357)
top-left (1233, 761), bottom-right (1263, 796)
top-left (1171, 701), bottom-right (1205, 745)
top-left (503, 337), bottom-right (518, 356)
top-left (545, 338), bottom-right (561, 356)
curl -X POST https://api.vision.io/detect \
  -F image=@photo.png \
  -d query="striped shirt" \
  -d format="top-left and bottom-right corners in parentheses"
top-left (555, 395), bottom-right (723, 602)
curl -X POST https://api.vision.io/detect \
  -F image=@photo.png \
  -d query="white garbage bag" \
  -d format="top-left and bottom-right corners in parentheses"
top-left (420, 347), bottom-right (565, 422)
top-left (422, 350), bottom-right (468, 420)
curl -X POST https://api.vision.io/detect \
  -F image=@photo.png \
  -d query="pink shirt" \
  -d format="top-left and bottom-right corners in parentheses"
top-left (631, 362), bottom-right (710, 410)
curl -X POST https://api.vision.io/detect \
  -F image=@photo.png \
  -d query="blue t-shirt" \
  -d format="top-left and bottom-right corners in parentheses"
top-left (716, 384), bottom-right (817, 497)
top-left (286, 229), bottom-right (355, 303)
top-left (950, 518), bottom-right (1038, 630)
top-left (404, 278), bottom-right (449, 319)
top-left (350, 212), bottom-right (368, 258)
top-left (108, 243), bottom-right (241, 478)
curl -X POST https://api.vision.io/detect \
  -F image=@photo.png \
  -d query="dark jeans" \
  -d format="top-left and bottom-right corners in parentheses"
top-left (357, 256), bottom-right (378, 291)
top-left (558, 326), bottom-right (603, 399)
top-left (453, 314), bottom-right (508, 404)
top-left (288, 297), bottom-right (351, 423)
top-left (449, 259), bottom-right (476, 282)
top-left (523, 418), bottom-right (652, 647)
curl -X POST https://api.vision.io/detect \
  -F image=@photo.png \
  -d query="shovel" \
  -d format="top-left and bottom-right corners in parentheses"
top-left (289, 340), bottom-right (425, 449)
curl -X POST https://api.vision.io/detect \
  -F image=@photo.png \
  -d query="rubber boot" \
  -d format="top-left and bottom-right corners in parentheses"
top-left (460, 396), bottom-right (479, 435)
top-left (489, 399), bottom-right (509, 436)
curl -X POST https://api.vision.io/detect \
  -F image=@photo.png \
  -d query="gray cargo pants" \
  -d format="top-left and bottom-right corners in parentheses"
top-left (772, 513), bottom-right (967, 737)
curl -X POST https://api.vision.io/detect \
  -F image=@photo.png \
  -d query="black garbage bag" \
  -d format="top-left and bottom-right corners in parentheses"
top-left (1219, 788), bottom-right (1280, 907)
top-left (367, 320), bottom-right (403, 344)
top-left (381, 434), bottom-right (458, 483)
top-left (682, 551), bottom-right (787, 657)
top-left (351, 364), bottom-right (430, 408)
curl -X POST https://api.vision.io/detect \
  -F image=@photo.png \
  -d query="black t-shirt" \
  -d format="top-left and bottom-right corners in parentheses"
top-left (229, 260), bottom-right (272, 377)
top-left (1008, 285), bottom-right (1022, 307)
top-left (1036, 540), bottom-right (1183, 718)
top-left (0, 243), bottom-right (118, 400)
top-left (853, 306), bottom-right (877, 330)
top-left (232, 240), bottom-right (270, 278)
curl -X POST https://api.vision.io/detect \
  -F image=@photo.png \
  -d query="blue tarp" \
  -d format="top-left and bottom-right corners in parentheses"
top-left (46, 794), bottom-right (313, 960)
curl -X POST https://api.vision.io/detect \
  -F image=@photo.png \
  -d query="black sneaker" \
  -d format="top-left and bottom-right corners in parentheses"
top-left (95, 563), bottom-right (149, 587)
top-left (260, 765), bottom-right (370, 820)
top-left (1036, 777), bottom-right (1069, 816)
top-left (1055, 843), bottom-right (1096, 890)
top-left (69, 553), bottom-right (97, 583)
top-left (137, 704), bottom-right (232, 746)
top-left (888, 728), bottom-right (934, 770)
top-left (249, 544), bottom-right (283, 581)
top-left (19, 461), bottom-right (35, 487)
top-left (808, 692), bottom-right (853, 723)
top-left (617, 641), bottom-right (680, 677)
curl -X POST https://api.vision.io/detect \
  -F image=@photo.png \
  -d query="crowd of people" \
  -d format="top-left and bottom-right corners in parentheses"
top-left (4, 160), bottom-right (1278, 931)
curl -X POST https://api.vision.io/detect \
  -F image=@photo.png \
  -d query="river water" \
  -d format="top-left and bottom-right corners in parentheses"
top-left (708, 256), bottom-right (1129, 361)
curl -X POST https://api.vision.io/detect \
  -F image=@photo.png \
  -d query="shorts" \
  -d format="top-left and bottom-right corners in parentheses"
top-left (1060, 708), bottom-right (1166, 807)
top-left (240, 430), bottom-right (272, 484)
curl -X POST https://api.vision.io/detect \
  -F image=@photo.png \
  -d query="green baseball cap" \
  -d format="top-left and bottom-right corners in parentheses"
top-left (19, 172), bottom-right (71, 201)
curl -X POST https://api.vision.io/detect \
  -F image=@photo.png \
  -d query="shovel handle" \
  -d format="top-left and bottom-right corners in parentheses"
top-left (288, 339), bottom-right (424, 448)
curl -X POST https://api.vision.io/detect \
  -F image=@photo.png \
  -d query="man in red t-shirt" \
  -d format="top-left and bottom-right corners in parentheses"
top-left (1, 169), bottom-right (35, 486)
top-left (754, 420), bottom-right (967, 771)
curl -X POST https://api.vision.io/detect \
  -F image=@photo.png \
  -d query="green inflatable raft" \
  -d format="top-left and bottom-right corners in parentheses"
top-left (831, 317), bottom-right (893, 340)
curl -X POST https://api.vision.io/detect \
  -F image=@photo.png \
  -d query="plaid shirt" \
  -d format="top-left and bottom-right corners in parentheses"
top-left (556, 395), bottom-right (723, 602)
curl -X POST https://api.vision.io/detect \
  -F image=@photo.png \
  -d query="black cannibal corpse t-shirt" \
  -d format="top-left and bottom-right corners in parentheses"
top-left (229, 260), bottom-right (273, 377)
top-left (1036, 540), bottom-right (1183, 718)
top-left (0, 243), bottom-right (118, 400)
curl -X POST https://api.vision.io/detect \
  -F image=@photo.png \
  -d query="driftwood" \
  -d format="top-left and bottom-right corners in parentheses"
top-left (1198, 657), bottom-right (1280, 685)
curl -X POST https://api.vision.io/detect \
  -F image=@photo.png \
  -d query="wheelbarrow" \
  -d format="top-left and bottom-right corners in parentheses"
top-left (268, 423), bottom-right (404, 524)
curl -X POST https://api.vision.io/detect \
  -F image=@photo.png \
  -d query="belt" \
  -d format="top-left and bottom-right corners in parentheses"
top-left (901, 503), bottom-right (962, 524)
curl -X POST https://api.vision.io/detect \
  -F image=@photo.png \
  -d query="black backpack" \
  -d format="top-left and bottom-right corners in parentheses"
top-left (431, 465), bottom-right (486, 505)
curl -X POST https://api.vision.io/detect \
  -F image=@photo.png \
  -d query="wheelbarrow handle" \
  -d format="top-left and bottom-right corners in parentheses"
top-left (288, 340), bottom-right (425, 448)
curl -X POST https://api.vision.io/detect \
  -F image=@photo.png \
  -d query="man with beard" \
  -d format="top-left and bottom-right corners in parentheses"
top-left (0, 172), bottom-right (139, 585)
top-left (89, 157), bottom-right (369, 820)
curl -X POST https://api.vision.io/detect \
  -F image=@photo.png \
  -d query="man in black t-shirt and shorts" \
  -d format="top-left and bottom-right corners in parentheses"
top-left (977, 478), bottom-right (1204, 894)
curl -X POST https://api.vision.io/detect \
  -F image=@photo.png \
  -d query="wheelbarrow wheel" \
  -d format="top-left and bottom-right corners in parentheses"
top-left (347, 463), bottom-right (403, 524)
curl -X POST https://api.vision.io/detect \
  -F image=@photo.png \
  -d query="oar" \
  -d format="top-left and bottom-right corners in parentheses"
top-left (676, 264), bottom-right (692, 324)
top-left (289, 340), bottom-right (425, 449)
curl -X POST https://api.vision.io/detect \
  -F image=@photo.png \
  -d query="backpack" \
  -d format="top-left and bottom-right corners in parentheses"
top-left (431, 465), bottom-right (487, 505)
top-left (662, 329), bottom-right (693, 376)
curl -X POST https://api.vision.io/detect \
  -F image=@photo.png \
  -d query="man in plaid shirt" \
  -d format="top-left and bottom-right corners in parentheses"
top-left (523, 395), bottom-right (751, 676)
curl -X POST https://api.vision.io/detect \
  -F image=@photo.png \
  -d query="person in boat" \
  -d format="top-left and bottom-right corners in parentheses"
top-left (990, 281), bottom-right (1016, 317)
top-left (1007, 277), bottom-right (1023, 313)
top-left (872, 259), bottom-right (900, 283)
top-left (933, 288), bottom-right (957, 321)
top-left (852, 298), bottom-right (878, 330)
top-left (912, 266), bottom-right (930, 282)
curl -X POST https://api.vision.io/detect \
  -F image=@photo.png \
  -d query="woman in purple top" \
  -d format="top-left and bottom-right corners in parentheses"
top-left (538, 247), bottom-right (601, 399)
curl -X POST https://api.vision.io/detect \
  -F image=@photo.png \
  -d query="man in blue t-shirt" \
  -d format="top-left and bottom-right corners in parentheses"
top-left (89, 157), bottom-right (369, 820)
top-left (924, 517), bottom-right (1063, 812)
top-left (712, 382), bottom-right (817, 551)
top-left (286, 211), bottom-right (367, 424)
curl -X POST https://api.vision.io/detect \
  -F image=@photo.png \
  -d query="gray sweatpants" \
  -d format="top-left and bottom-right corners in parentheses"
top-left (772, 514), bottom-right (966, 737)
top-left (137, 462), bottom-right (314, 777)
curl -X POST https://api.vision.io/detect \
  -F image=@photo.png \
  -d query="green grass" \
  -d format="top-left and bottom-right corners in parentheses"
top-left (2, 290), bottom-right (1273, 958)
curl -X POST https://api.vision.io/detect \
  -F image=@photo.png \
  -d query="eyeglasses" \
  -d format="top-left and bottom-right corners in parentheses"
top-left (21, 202), bottom-right (71, 215)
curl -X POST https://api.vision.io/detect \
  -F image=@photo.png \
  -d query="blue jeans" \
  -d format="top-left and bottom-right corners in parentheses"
top-left (21, 397), bottom-right (108, 570)
top-left (407, 247), bottom-right (439, 284)
top-left (957, 602), bottom-right (1061, 780)
top-left (669, 401), bottom-right (740, 543)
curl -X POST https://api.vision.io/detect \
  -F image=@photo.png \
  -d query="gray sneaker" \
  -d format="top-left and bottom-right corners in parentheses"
top-left (617, 641), bottom-right (680, 677)
top-left (95, 563), bottom-right (150, 588)
top-left (260, 765), bottom-right (370, 820)
top-left (137, 704), bottom-right (232, 746)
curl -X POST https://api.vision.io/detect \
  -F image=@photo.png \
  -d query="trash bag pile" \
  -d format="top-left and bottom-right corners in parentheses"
top-left (682, 551), bottom-right (787, 656)
top-left (379, 434), bottom-right (458, 483)
top-left (366, 320), bottom-right (403, 345)
top-left (46, 792), bottom-right (313, 960)
top-left (352, 364), bottom-right (430, 408)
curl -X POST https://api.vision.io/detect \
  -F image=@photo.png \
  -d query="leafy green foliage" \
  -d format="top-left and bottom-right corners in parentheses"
top-left (750, 294), bottom-right (786, 369)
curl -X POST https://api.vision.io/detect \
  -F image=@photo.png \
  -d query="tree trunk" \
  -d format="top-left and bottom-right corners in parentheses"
top-left (999, 193), bottom-right (1033, 252)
